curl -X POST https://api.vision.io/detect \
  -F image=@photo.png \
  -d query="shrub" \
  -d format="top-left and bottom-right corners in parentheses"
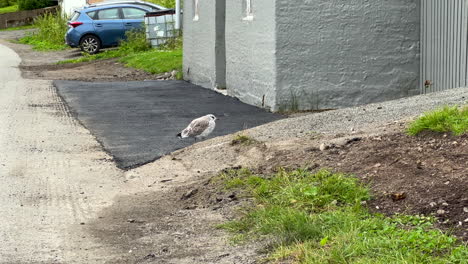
top-left (119, 29), bottom-right (151, 53)
top-left (17, 0), bottom-right (53, 11)
top-left (0, 0), bottom-right (15, 8)
top-left (19, 12), bottom-right (67, 50)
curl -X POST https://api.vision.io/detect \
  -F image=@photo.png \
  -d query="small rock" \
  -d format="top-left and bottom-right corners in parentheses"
top-left (373, 163), bottom-right (381, 168)
top-left (390, 192), bottom-right (406, 201)
top-left (160, 179), bottom-right (173, 183)
top-left (144, 253), bottom-right (156, 259)
top-left (228, 193), bottom-right (237, 200)
top-left (437, 209), bottom-right (446, 215)
top-left (181, 189), bottom-right (198, 200)
top-left (464, 218), bottom-right (468, 223)
top-left (319, 143), bottom-right (328, 151)
top-left (442, 202), bottom-right (449, 207)
top-left (429, 202), bottom-right (437, 207)
top-left (463, 207), bottom-right (468, 213)
top-left (444, 181), bottom-right (450, 185)
top-left (375, 206), bottom-right (380, 210)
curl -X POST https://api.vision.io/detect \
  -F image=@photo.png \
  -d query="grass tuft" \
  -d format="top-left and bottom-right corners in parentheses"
top-left (217, 168), bottom-right (468, 263)
top-left (407, 105), bottom-right (468, 136)
top-left (230, 134), bottom-right (259, 146)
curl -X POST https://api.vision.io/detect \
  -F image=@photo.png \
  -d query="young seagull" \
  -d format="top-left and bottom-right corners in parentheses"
top-left (177, 114), bottom-right (217, 140)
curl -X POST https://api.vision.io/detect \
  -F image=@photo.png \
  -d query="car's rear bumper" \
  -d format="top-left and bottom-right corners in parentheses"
top-left (65, 28), bottom-right (81, 47)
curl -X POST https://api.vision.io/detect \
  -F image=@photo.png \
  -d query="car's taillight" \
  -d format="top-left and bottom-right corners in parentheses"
top-left (69, 22), bottom-right (83, 28)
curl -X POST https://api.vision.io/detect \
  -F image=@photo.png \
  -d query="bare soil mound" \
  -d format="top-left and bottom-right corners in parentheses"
top-left (177, 132), bottom-right (468, 240)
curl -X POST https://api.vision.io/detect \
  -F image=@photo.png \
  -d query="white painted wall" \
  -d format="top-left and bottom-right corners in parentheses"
top-left (60, 0), bottom-right (87, 17)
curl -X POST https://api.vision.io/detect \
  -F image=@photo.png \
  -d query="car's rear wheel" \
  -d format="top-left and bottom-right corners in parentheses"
top-left (80, 35), bottom-right (101, 54)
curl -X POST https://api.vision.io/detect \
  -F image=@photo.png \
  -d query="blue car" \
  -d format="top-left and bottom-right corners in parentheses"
top-left (65, 3), bottom-right (155, 54)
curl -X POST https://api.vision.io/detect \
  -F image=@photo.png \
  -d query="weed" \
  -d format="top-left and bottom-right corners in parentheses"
top-left (119, 29), bottom-right (151, 53)
top-left (217, 168), bottom-right (468, 263)
top-left (407, 105), bottom-right (468, 136)
top-left (230, 134), bottom-right (259, 146)
top-left (19, 12), bottom-right (68, 50)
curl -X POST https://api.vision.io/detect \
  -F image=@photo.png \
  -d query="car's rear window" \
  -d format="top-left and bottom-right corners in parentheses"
top-left (70, 11), bottom-right (80, 22)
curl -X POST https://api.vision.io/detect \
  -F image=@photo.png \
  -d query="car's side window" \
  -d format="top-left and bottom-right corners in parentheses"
top-left (122, 8), bottom-right (146, 20)
top-left (87, 11), bottom-right (96, 20)
top-left (97, 8), bottom-right (120, 20)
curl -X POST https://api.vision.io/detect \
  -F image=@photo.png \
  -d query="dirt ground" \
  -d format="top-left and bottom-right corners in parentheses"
top-left (164, 130), bottom-right (468, 241)
top-left (1, 30), bottom-right (466, 263)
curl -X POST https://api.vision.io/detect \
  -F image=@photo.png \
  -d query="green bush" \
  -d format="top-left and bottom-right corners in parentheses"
top-left (0, 0), bottom-right (15, 8)
top-left (19, 12), bottom-right (67, 50)
top-left (119, 29), bottom-right (151, 53)
top-left (17, 0), bottom-right (53, 10)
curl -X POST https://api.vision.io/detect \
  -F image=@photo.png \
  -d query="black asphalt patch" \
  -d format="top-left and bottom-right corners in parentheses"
top-left (54, 80), bottom-right (282, 169)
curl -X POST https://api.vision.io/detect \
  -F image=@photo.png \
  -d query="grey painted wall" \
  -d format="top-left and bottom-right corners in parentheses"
top-left (225, 0), bottom-right (277, 110)
top-left (275, 0), bottom-right (421, 111)
top-left (183, 0), bottom-right (421, 112)
top-left (183, 0), bottom-right (222, 89)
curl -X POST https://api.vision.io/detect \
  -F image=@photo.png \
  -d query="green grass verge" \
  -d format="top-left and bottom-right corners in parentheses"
top-left (58, 29), bottom-right (182, 77)
top-left (58, 48), bottom-right (182, 77)
top-left (0, 4), bottom-right (17, 14)
top-left (120, 49), bottom-right (182, 74)
top-left (217, 168), bottom-right (468, 263)
top-left (408, 105), bottom-right (468, 136)
top-left (0, 24), bottom-right (34, 31)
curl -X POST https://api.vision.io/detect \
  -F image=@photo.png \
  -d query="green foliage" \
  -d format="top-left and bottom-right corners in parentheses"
top-left (230, 134), bottom-right (259, 146)
top-left (19, 12), bottom-right (67, 50)
top-left (218, 168), bottom-right (468, 263)
top-left (120, 48), bottom-right (182, 76)
top-left (146, 0), bottom-right (176, 8)
top-left (0, 4), bottom-right (17, 13)
top-left (408, 105), bottom-right (468, 136)
top-left (119, 29), bottom-right (151, 53)
top-left (17, 0), bottom-right (53, 10)
top-left (0, 0), bottom-right (15, 8)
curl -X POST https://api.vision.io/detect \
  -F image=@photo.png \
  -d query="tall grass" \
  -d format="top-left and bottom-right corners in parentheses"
top-left (218, 168), bottom-right (468, 263)
top-left (408, 105), bottom-right (468, 136)
top-left (19, 12), bottom-right (67, 50)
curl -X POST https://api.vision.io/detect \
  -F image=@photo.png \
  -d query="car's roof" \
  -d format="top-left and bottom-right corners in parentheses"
top-left (79, 3), bottom-right (153, 12)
